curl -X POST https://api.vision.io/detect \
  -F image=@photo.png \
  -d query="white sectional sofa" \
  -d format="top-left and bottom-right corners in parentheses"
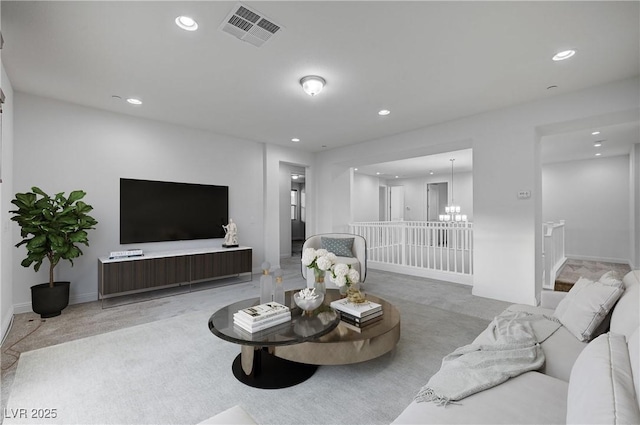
top-left (393, 269), bottom-right (640, 425)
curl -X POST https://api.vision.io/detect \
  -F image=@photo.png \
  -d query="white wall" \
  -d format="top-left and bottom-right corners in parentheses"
top-left (314, 77), bottom-right (639, 305)
top-left (279, 163), bottom-right (293, 258)
top-left (12, 93), bottom-right (267, 312)
top-left (353, 173), bottom-right (380, 222)
top-left (629, 144), bottom-right (640, 268)
top-left (1, 64), bottom-right (15, 339)
top-left (263, 145), bottom-right (314, 269)
top-left (543, 155), bottom-right (630, 263)
top-left (383, 171), bottom-right (473, 221)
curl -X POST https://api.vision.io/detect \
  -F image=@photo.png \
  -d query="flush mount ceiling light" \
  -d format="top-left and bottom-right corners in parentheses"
top-left (300, 76), bottom-right (326, 96)
top-left (552, 49), bottom-right (576, 61)
top-left (594, 140), bottom-right (604, 147)
top-left (378, 109), bottom-right (391, 116)
top-left (126, 98), bottom-right (142, 105)
top-left (592, 131), bottom-right (601, 135)
top-left (291, 138), bottom-right (300, 142)
top-left (595, 153), bottom-right (602, 157)
top-left (175, 16), bottom-right (198, 31)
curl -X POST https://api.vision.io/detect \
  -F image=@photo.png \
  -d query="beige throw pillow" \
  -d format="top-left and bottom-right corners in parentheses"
top-left (554, 276), bottom-right (624, 341)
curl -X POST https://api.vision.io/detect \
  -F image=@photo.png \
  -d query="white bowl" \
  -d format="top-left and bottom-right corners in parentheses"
top-left (294, 291), bottom-right (324, 312)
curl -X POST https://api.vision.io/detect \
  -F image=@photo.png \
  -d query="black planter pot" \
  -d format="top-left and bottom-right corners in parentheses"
top-left (31, 281), bottom-right (70, 318)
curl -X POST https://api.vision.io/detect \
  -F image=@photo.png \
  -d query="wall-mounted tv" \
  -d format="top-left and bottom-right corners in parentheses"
top-left (120, 178), bottom-right (228, 244)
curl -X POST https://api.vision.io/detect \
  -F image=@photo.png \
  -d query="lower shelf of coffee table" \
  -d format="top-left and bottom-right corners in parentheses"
top-left (232, 347), bottom-right (317, 389)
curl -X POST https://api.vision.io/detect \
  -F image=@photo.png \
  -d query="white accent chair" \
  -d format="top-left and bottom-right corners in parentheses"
top-left (301, 233), bottom-right (367, 289)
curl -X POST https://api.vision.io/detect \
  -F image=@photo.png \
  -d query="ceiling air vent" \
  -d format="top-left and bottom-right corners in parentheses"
top-left (220, 3), bottom-right (282, 47)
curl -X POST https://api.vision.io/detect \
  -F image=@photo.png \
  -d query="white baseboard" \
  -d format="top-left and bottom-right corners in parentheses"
top-left (13, 291), bottom-right (99, 315)
top-left (1, 306), bottom-right (15, 344)
top-left (368, 262), bottom-right (473, 286)
top-left (565, 254), bottom-right (631, 266)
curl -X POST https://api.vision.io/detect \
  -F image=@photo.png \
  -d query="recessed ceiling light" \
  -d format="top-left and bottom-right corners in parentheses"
top-left (175, 16), bottom-right (198, 31)
top-left (594, 141), bottom-right (603, 147)
top-left (292, 175), bottom-right (299, 180)
top-left (547, 85), bottom-right (558, 90)
top-left (378, 109), bottom-right (391, 116)
top-left (595, 153), bottom-right (602, 156)
top-left (429, 171), bottom-right (434, 175)
top-left (376, 172), bottom-right (381, 175)
top-left (552, 49), bottom-right (576, 61)
top-left (592, 131), bottom-right (601, 135)
top-left (395, 176), bottom-right (399, 179)
top-left (126, 98), bottom-right (142, 105)
top-left (291, 138), bottom-right (300, 142)
top-left (354, 168), bottom-right (358, 171)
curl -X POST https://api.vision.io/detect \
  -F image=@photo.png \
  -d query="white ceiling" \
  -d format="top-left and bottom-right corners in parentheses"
top-left (3, 1), bottom-right (639, 174)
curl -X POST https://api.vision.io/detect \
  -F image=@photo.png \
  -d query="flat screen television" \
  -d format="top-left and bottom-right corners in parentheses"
top-left (120, 178), bottom-right (228, 244)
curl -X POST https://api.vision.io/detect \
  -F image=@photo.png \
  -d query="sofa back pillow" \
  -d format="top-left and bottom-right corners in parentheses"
top-left (610, 270), bottom-right (640, 340)
top-left (567, 332), bottom-right (640, 424)
top-left (553, 276), bottom-right (624, 341)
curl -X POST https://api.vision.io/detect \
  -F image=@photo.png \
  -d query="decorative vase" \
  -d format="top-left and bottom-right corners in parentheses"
top-left (313, 268), bottom-right (326, 295)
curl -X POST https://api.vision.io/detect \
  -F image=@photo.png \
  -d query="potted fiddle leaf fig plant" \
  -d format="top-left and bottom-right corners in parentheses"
top-left (10, 187), bottom-right (98, 318)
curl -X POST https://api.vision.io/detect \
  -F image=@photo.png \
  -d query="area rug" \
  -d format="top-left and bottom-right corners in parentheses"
top-left (4, 301), bottom-right (490, 425)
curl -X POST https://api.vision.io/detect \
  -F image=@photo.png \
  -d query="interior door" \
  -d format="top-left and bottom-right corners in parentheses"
top-left (426, 183), bottom-right (448, 221)
top-left (390, 186), bottom-right (405, 221)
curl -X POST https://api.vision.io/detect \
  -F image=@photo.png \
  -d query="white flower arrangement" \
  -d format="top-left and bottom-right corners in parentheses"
top-left (329, 263), bottom-right (360, 288)
top-left (301, 248), bottom-right (337, 273)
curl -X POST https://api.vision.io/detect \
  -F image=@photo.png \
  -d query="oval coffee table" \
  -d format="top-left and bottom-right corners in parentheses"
top-left (273, 289), bottom-right (401, 365)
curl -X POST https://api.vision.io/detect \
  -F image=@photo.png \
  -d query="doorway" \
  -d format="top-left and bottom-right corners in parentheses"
top-left (291, 170), bottom-right (305, 256)
top-left (426, 182), bottom-right (448, 221)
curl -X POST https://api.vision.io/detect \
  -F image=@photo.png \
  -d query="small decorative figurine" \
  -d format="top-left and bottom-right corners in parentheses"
top-left (222, 218), bottom-right (238, 247)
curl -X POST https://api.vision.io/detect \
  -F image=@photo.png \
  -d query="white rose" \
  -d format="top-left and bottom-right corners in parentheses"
top-left (315, 249), bottom-right (329, 257)
top-left (335, 275), bottom-right (347, 287)
top-left (316, 256), bottom-right (333, 271)
top-left (301, 248), bottom-right (317, 266)
top-left (347, 269), bottom-right (360, 283)
top-left (326, 252), bottom-right (338, 263)
top-left (333, 263), bottom-right (349, 277)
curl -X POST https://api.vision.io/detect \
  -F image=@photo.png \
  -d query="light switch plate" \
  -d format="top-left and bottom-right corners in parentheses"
top-left (517, 190), bottom-right (531, 199)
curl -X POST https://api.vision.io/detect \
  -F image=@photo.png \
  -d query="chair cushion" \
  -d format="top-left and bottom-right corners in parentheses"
top-left (321, 237), bottom-right (354, 257)
top-left (553, 276), bottom-right (624, 341)
top-left (566, 332), bottom-right (640, 424)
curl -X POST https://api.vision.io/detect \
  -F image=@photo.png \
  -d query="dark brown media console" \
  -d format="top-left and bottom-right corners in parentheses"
top-left (98, 247), bottom-right (252, 298)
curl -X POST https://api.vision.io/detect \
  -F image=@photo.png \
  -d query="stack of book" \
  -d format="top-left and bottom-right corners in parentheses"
top-left (330, 298), bottom-right (383, 331)
top-left (233, 302), bottom-right (291, 333)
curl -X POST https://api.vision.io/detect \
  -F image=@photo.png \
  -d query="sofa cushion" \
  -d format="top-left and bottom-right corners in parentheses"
top-left (321, 237), bottom-right (354, 257)
top-left (629, 327), bottom-right (640, 413)
top-left (566, 332), bottom-right (640, 425)
top-left (392, 372), bottom-right (567, 424)
top-left (553, 276), bottom-right (624, 341)
top-left (610, 270), bottom-right (640, 340)
top-left (503, 304), bottom-right (587, 382)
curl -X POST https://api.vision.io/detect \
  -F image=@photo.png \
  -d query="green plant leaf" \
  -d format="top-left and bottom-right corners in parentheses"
top-left (67, 190), bottom-right (86, 204)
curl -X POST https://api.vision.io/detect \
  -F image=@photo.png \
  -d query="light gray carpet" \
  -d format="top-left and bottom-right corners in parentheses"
top-left (3, 259), bottom-right (510, 424)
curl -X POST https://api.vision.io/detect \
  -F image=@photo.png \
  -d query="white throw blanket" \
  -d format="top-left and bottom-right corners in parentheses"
top-left (415, 310), bottom-right (560, 406)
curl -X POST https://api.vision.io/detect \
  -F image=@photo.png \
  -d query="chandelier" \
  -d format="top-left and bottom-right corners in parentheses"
top-left (439, 158), bottom-right (468, 222)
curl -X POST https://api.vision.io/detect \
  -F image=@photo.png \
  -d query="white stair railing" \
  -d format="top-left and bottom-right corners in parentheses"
top-left (542, 220), bottom-right (566, 290)
top-left (349, 221), bottom-right (473, 283)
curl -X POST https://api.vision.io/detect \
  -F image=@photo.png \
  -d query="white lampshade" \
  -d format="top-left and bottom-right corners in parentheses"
top-left (300, 76), bottom-right (326, 96)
